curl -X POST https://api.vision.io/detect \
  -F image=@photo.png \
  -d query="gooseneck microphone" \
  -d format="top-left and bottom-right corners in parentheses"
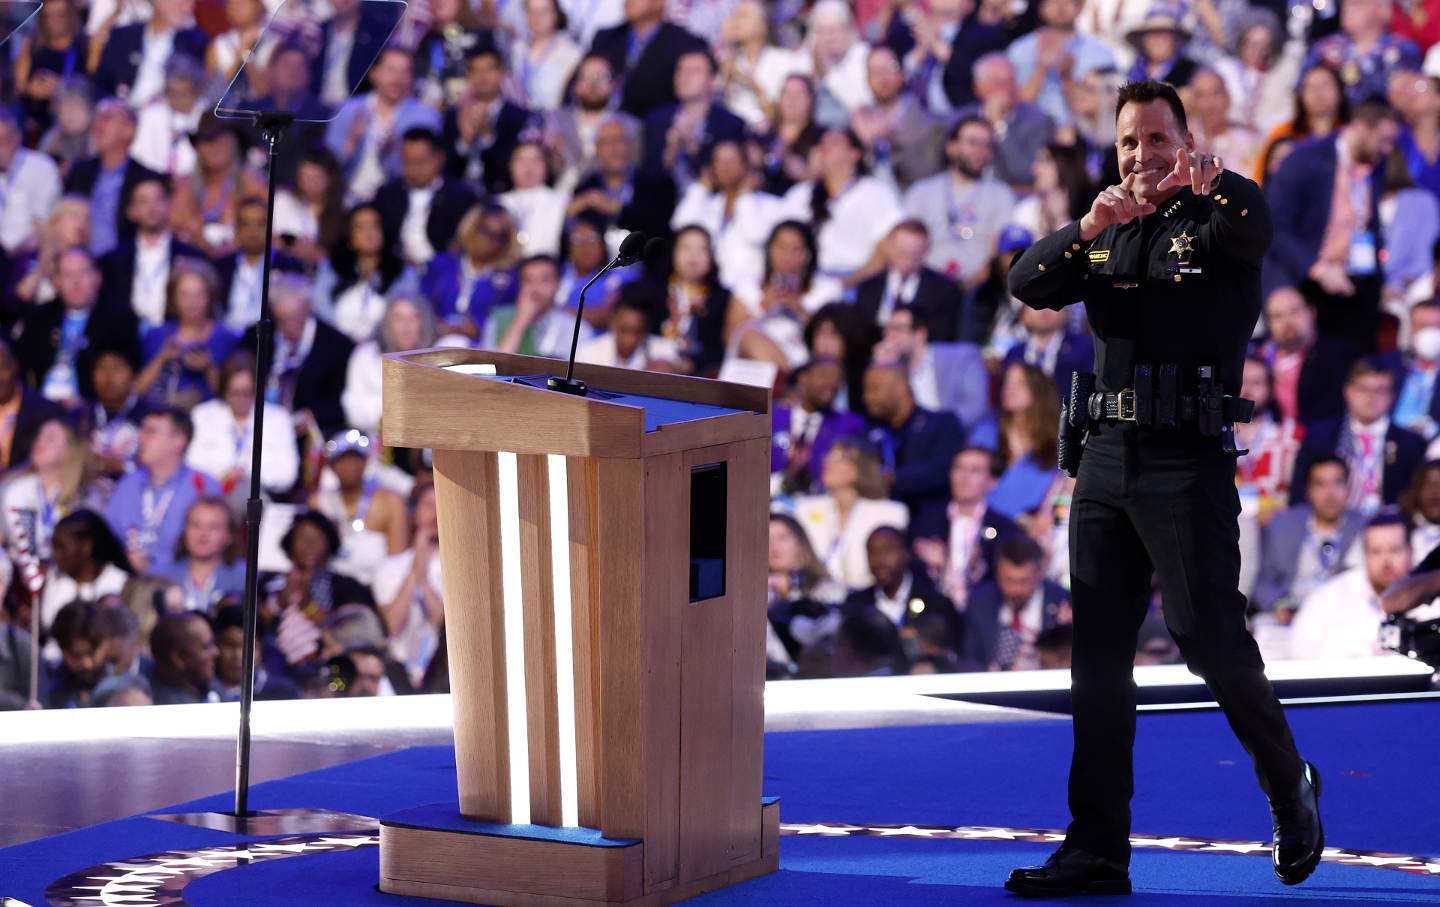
top-left (547, 230), bottom-right (655, 396)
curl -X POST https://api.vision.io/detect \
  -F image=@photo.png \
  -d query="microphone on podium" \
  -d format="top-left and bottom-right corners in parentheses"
top-left (547, 231), bottom-right (661, 396)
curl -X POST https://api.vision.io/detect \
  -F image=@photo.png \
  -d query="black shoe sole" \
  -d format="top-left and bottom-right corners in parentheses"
top-left (1004, 878), bottom-right (1133, 897)
top-left (1276, 762), bottom-right (1325, 887)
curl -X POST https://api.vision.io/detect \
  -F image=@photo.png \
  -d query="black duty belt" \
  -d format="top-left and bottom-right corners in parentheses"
top-left (1087, 390), bottom-right (1254, 425)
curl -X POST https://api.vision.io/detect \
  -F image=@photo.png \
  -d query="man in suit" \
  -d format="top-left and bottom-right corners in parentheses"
top-left (442, 43), bottom-right (534, 195)
top-left (214, 199), bottom-right (303, 333)
top-left (243, 42), bottom-right (332, 187)
top-left (1002, 305), bottom-right (1094, 403)
top-left (1253, 286), bottom-right (1362, 428)
top-left (63, 101), bottom-right (160, 256)
top-left (92, 0), bottom-right (207, 104)
top-left (873, 304), bottom-right (990, 432)
top-left (98, 175), bottom-right (206, 330)
top-left (588, 0), bottom-right (708, 119)
top-left (961, 534), bottom-right (1070, 671)
top-left (1290, 356), bottom-right (1426, 511)
top-left (954, 53), bottom-right (1054, 189)
top-left (641, 49), bottom-right (746, 183)
top-left (863, 362), bottom-right (967, 528)
top-left (855, 221), bottom-right (964, 342)
top-left (15, 249), bottom-right (140, 406)
top-left (313, 0), bottom-right (387, 109)
top-left (0, 339), bottom-right (63, 469)
top-left (241, 273), bottom-right (354, 438)
top-left (376, 128), bottom-right (480, 267)
top-left (1253, 457), bottom-right (1366, 617)
top-left (1264, 100), bottom-right (1401, 343)
top-left (912, 445), bottom-right (1024, 607)
top-left (325, 47), bottom-right (443, 204)
top-left (571, 116), bottom-right (678, 243)
top-left (851, 45), bottom-right (945, 189)
top-left (892, 0), bottom-right (1010, 114)
top-left (843, 525), bottom-right (962, 657)
top-left (772, 358), bottom-right (868, 495)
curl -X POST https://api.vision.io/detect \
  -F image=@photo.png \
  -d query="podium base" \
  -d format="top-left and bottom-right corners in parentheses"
top-left (379, 799), bottom-right (779, 906)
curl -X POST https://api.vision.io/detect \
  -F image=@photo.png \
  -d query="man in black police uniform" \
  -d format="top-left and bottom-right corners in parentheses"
top-left (1003, 80), bottom-right (1323, 897)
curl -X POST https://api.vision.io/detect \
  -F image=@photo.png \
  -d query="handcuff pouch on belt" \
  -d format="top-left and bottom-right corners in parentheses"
top-left (1059, 371), bottom-right (1095, 477)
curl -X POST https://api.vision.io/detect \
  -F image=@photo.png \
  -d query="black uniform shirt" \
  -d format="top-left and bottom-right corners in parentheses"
top-left (1008, 170), bottom-right (1273, 395)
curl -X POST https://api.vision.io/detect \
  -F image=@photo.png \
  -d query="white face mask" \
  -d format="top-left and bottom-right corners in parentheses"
top-left (1414, 326), bottom-right (1440, 362)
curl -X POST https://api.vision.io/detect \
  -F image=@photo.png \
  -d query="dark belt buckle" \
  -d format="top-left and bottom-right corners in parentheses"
top-left (1116, 388), bottom-right (1137, 422)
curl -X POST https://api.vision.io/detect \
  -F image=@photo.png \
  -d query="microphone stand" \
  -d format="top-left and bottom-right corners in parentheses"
top-left (545, 252), bottom-right (632, 397)
top-left (232, 109), bottom-right (294, 821)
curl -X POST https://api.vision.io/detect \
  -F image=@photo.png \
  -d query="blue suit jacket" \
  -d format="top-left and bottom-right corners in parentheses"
top-left (1264, 135), bottom-right (1386, 296)
top-left (1002, 329), bottom-right (1095, 403)
top-left (870, 407), bottom-right (967, 525)
top-left (93, 25), bottom-right (207, 100)
top-left (771, 406), bottom-right (867, 488)
top-left (930, 342), bottom-right (992, 431)
top-left (641, 102), bottom-right (747, 175)
top-left (420, 253), bottom-right (519, 326)
top-left (961, 578), bottom-right (1069, 670)
top-left (1288, 416), bottom-right (1426, 507)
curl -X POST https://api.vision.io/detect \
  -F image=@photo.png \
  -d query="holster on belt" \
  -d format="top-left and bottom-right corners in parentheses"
top-left (1058, 371), bottom-right (1095, 477)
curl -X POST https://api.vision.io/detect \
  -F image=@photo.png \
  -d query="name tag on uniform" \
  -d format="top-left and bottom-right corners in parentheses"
top-left (1178, 267), bottom-right (1203, 274)
top-left (1088, 250), bottom-right (1110, 263)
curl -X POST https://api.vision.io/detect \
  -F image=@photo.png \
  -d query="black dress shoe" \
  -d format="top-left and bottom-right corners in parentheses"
top-left (1272, 760), bottom-right (1324, 886)
top-left (1005, 846), bottom-right (1132, 898)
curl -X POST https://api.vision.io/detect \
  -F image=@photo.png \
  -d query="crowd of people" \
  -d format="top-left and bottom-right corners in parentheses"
top-left (3, 0), bottom-right (1440, 707)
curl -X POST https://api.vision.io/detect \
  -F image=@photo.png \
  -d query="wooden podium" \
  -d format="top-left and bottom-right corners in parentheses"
top-left (377, 350), bottom-right (777, 906)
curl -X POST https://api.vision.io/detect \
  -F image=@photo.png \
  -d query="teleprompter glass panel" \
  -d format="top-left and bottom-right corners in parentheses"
top-left (689, 463), bottom-right (726, 602)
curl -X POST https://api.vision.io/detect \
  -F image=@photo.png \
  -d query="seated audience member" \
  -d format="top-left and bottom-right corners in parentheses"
top-left (984, 362), bottom-right (1063, 520)
top-left (39, 511), bottom-right (133, 635)
top-left (546, 55), bottom-right (631, 187)
top-left (0, 418), bottom-right (100, 564)
top-left (641, 48), bottom-right (746, 182)
top-left (375, 127), bottom-right (480, 269)
top-left (576, 296), bottom-right (680, 370)
top-left (11, 197), bottom-right (94, 310)
top-left (95, 677), bottom-right (154, 707)
top-left (162, 498), bottom-right (245, 614)
top-left (863, 361), bottom-right (967, 526)
top-left (16, 247), bottom-right (140, 408)
top-left (0, 597), bottom-right (36, 710)
top-left (0, 338), bottom-right (66, 471)
top-left (670, 138), bottom-right (781, 292)
top-left (754, 74), bottom-right (824, 198)
top-left (953, 54), bottom-right (1053, 189)
top-left (1036, 623), bottom-right (1074, 670)
top-left (0, 108), bottom-right (61, 258)
top-left (766, 513), bottom-right (847, 670)
top-left (311, 432), bottom-right (409, 587)
top-left (1290, 512), bottom-right (1412, 659)
top-left (1254, 457), bottom-right (1365, 621)
top-left (912, 446), bottom-right (1024, 606)
top-left (324, 47), bottom-right (443, 205)
top-left (842, 526), bottom-right (961, 655)
top-left (1235, 354), bottom-right (1305, 523)
top-left (854, 221), bottom-right (964, 343)
top-left (771, 358), bottom-right (867, 496)
top-left (104, 407), bottom-right (220, 575)
top-left (500, 142), bottom-right (568, 257)
top-left (243, 274), bottom-right (355, 438)
top-left (148, 611), bottom-right (219, 704)
top-left (212, 604), bottom-right (297, 701)
top-left (627, 225), bottom-right (732, 377)
top-left (1403, 461), bottom-right (1440, 563)
top-left (569, 115), bottom-right (678, 242)
top-left (961, 535), bottom-right (1071, 672)
top-left (136, 258), bottom-right (237, 411)
top-left (91, 0), bottom-right (206, 104)
top-left (373, 484), bottom-right (444, 688)
top-left (1290, 356), bottom-right (1426, 513)
top-left (1253, 286), bottom-right (1359, 428)
top-left (344, 298), bottom-right (455, 436)
top-left (873, 304), bottom-right (990, 432)
top-left (1387, 300), bottom-right (1440, 442)
top-left (101, 601), bottom-right (150, 683)
top-left (170, 114), bottom-right (264, 256)
top-left (849, 45), bottom-right (945, 189)
top-left (215, 198), bottom-right (304, 332)
top-left (44, 599), bottom-right (113, 709)
top-left (779, 127), bottom-right (903, 283)
top-left (793, 439), bottom-right (910, 589)
top-left (63, 100), bottom-right (159, 256)
top-left (829, 608), bottom-right (910, 677)
top-left (485, 255), bottom-right (595, 358)
top-left (98, 174), bottom-right (205, 330)
top-left (316, 204), bottom-right (420, 345)
top-left (902, 116), bottom-right (1015, 296)
top-left (729, 221), bottom-right (839, 372)
top-left (420, 203), bottom-right (520, 342)
top-left (558, 212), bottom-right (638, 315)
top-left (188, 352), bottom-right (300, 499)
top-left (1000, 305), bottom-right (1094, 403)
top-left (259, 511), bottom-right (376, 671)
top-left (326, 645), bottom-right (394, 697)
top-left (82, 348), bottom-right (146, 482)
top-left (512, 0), bottom-right (583, 112)
top-left (271, 147), bottom-right (346, 266)
top-left (442, 42), bottom-right (532, 196)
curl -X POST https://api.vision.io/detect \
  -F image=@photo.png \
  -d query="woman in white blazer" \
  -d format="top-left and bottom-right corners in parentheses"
top-left (186, 352), bottom-right (299, 498)
top-left (793, 438), bottom-right (908, 589)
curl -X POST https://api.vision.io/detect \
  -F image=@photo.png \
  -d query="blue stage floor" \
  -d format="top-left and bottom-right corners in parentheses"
top-left (2, 701), bottom-right (1438, 905)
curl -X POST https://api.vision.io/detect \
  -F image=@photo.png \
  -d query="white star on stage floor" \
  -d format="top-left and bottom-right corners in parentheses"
top-left (783, 823), bottom-right (863, 836)
top-left (1202, 842), bottom-right (1271, 854)
top-left (873, 826), bottom-right (943, 837)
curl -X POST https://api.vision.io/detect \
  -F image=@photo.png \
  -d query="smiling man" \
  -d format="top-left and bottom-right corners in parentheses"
top-left (1005, 80), bottom-right (1323, 896)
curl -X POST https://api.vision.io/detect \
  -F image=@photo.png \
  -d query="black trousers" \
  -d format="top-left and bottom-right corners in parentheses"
top-left (1064, 422), bottom-right (1304, 865)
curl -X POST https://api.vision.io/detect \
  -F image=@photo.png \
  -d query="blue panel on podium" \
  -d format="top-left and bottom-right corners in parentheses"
top-left (487, 376), bottom-right (748, 431)
top-left (381, 803), bottom-right (641, 847)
